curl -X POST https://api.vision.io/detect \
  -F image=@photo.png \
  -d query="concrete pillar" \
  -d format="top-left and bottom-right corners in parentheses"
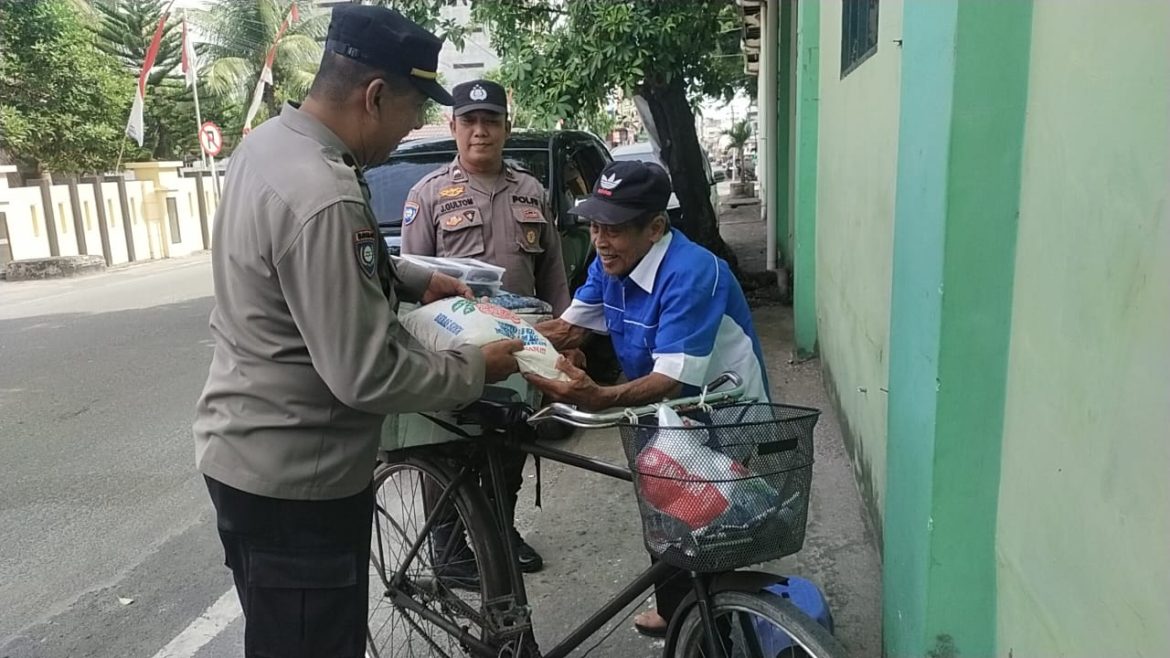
top-left (33, 177), bottom-right (61, 258)
top-left (884, 2), bottom-right (1034, 656)
top-left (793, 0), bottom-right (821, 358)
top-left (83, 176), bottom-right (114, 266)
top-left (67, 176), bottom-right (88, 256)
top-left (0, 166), bottom-right (14, 268)
top-left (126, 161), bottom-right (184, 259)
top-left (106, 174), bottom-right (137, 263)
top-left (193, 170), bottom-right (210, 250)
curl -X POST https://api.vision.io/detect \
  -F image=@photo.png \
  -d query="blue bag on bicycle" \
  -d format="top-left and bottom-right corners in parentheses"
top-left (755, 576), bottom-right (834, 656)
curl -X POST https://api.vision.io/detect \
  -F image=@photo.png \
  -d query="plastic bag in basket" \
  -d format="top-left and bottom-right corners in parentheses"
top-left (401, 297), bottom-right (570, 381)
top-left (635, 406), bottom-right (778, 533)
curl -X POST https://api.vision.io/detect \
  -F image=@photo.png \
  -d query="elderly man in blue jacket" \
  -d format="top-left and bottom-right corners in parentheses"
top-left (528, 159), bottom-right (771, 636)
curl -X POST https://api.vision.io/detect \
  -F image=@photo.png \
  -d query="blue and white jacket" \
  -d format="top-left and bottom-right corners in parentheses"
top-left (562, 229), bottom-right (770, 402)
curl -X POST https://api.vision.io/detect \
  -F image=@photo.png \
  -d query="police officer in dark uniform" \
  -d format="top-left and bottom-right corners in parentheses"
top-left (192, 6), bottom-right (522, 657)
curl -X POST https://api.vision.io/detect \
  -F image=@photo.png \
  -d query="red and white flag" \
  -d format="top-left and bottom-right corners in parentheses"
top-left (126, 13), bottom-right (168, 147)
top-left (181, 17), bottom-right (198, 89)
top-left (243, 3), bottom-right (300, 134)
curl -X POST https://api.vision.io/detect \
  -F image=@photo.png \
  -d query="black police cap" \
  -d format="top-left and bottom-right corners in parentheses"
top-left (452, 79), bottom-right (508, 116)
top-left (325, 5), bottom-right (454, 106)
top-left (573, 160), bottom-right (673, 225)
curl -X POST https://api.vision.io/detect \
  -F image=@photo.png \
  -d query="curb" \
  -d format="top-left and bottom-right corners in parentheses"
top-left (4, 255), bottom-right (107, 282)
top-left (725, 196), bottom-right (762, 208)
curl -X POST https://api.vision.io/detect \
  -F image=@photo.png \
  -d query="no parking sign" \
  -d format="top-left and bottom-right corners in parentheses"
top-left (200, 121), bottom-right (223, 157)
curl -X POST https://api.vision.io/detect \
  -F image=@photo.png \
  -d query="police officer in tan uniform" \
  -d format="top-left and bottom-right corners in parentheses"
top-left (401, 79), bottom-right (568, 575)
top-left (402, 80), bottom-right (571, 313)
top-left (192, 7), bottom-right (521, 656)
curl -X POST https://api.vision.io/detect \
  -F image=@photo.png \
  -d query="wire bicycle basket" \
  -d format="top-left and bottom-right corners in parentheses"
top-left (618, 402), bottom-right (820, 573)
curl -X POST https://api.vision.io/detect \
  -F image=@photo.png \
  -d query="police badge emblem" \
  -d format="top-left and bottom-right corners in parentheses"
top-left (353, 229), bottom-right (377, 278)
top-left (403, 201), bottom-right (419, 225)
top-left (469, 85), bottom-right (488, 101)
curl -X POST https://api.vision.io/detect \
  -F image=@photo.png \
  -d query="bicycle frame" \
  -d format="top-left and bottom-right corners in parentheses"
top-left (490, 432), bottom-right (730, 658)
top-left (377, 371), bottom-right (751, 658)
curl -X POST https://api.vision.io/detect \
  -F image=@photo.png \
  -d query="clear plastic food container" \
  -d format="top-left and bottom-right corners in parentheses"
top-left (394, 255), bottom-right (505, 288)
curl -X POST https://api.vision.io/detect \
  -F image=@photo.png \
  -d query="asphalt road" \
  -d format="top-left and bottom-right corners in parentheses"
top-left (0, 255), bottom-right (667, 658)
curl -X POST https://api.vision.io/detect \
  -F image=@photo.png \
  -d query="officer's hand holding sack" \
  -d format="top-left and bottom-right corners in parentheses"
top-left (403, 298), bottom-right (572, 382)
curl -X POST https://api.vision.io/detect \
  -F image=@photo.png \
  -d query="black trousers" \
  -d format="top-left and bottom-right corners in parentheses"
top-left (652, 555), bottom-right (692, 620)
top-left (428, 445), bottom-right (527, 535)
top-left (205, 476), bottom-right (373, 658)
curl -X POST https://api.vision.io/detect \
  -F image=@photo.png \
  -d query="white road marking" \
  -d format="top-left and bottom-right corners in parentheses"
top-left (150, 588), bottom-right (241, 658)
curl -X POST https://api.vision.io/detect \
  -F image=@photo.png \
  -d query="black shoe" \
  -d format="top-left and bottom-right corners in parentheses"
top-left (431, 522), bottom-right (481, 591)
top-left (510, 528), bottom-right (544, 573)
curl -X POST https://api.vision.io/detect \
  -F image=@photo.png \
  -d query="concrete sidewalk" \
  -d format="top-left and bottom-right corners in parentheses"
top-left (721, 207), bottom-right (883, 656)
top-left (513, 209), bottom-right (882, 656)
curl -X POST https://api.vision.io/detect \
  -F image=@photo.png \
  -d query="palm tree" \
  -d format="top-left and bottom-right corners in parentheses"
top-left (722, 119), bottom-right (752, 183)
top-left (192, 0), bottom-right (327, 128)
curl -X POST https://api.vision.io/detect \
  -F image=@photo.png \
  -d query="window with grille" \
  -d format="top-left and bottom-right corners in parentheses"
top-left (841, 0), bottom-right (879, 77)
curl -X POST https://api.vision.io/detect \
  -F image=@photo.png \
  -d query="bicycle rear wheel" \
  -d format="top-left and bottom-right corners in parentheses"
top-left (672, 590), bottom-right (848, 658)
top-left (368, 457), bottom-right (513, 657)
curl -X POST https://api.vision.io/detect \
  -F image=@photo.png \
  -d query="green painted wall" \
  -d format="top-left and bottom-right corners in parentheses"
top-left (886, 2), bottom-right (1033, 655)
top-left (793, 0), bottom-right (820, 358)
top-left (814, 0), bottom-right (903, 529)
top-left (995, 4), bottom-right (1170, 656)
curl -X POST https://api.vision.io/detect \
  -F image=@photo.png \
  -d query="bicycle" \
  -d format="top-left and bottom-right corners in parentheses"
top-left (366, 372), bottom-right (849, 658)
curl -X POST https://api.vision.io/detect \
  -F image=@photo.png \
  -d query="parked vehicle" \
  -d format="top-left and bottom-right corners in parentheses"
top-left (610, 141), bottom-right (722, 227)
top-left (364, 130), bottom-right (613, 291)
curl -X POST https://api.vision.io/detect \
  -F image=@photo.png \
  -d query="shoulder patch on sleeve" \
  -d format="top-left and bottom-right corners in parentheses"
top-left (403, 201), bottom-right (420, 225)
top-left (353, 228), bottom-right (377, 278)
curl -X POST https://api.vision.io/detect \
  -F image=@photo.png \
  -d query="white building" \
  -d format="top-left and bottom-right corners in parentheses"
top-left (435, 1), bottom-right (499, 87)
top-left (314, 1), bottom-right (499, 88)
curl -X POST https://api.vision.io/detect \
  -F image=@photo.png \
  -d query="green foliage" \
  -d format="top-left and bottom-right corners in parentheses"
top-left (92, 0), bottom-right (181, 84)
top-left (368, 0), bottom-right (469, 49)
top-left (90, 0), bottom-right (204, 161)
top-left (470, 0), bottom-right (748, 127)
top-left (387, 0), bottom-right (748, 258)
top-left (722, 118), bottom-right (752, 148)
top-left (191, 0), bottom-right (327, 133)
top-left (722, 118), bottom-right (752, 182)
top-left (0, 0), bottom-right (130, 174)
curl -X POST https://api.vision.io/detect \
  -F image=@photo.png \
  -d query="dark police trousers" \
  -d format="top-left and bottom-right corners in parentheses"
top-left (205, 476), bottom-right (372, 658)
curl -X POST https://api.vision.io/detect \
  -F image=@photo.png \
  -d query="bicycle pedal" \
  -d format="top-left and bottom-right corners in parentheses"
top-left (484, 595), bottom-right (533, 637)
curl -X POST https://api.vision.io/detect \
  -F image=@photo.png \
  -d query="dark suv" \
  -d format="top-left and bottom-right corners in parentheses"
top-left (364, 130), bottom-right (613, 290)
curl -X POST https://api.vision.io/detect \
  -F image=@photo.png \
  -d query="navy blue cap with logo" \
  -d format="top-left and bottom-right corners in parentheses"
top-left (325, 4), bottom-right (454, 106)
top-left (452, 79), bottom-right (508, 116)
top-left (573, 160), bottom-right (673, 225)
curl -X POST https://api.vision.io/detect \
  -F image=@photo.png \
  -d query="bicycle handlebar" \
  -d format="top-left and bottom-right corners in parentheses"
top-left (527, 371), bottom-right (750, 429)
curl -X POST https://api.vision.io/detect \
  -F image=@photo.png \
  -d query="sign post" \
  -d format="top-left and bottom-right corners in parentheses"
top-left (200, 120), bottom-right (224, 198)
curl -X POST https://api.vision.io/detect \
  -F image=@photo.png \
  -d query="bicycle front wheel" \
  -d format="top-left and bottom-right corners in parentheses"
top-left (672, 590), bottom-right (848, 658)
top-left (368, 457), bottom-right (513, 657)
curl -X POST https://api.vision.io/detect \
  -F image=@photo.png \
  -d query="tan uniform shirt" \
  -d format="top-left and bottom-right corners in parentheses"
top-left (193, 103), bottom-right (485, 501)
top-left (401, 156), bottom-right (571, 314)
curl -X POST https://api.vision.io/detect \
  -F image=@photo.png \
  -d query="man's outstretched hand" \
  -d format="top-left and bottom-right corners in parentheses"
top-left (524, 356), bottom-right (609, 410)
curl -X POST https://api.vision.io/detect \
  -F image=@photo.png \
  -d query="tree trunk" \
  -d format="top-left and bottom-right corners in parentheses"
top-left (639, 76), bottom-right (739, 272)
top-left (264, 82), bottom-right (280, 120)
